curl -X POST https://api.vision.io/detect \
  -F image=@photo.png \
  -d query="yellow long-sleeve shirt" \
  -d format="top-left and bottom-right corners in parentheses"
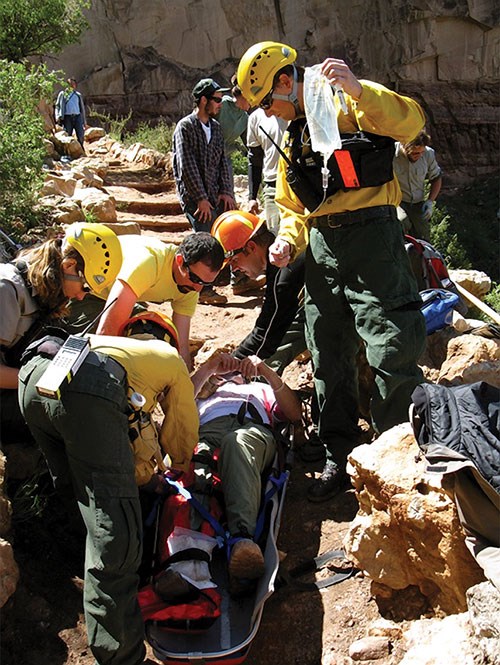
top-left (276, 80), bottom-right (426, 255)
top-left (88, 335), bottom-right (199, 478)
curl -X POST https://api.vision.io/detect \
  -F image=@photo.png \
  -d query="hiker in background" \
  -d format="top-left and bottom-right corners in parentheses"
top-left (237, 42), bottom-right (426, 502)
top-left (55, 77), bottom-right (87, 151)
top-left (247, 106), bottom-right (288, 236)
top-left (68, 232), bottom-right (224, 370)
top-left (0, 222), bottom-right (122, 444)
top-left (17, 323), bottom-right (199, 665)
top-left (172, 78), bottom-right (236, 305)
top-left (393, 129), bottom-right (443, 241)
top-left (217, 78), bottom-right (250, 186)
top-left (215, 79), bottom-right (257, 294)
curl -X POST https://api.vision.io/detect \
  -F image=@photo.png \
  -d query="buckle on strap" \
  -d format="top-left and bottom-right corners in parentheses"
top-left (313, 205), bottom-right (396, 229)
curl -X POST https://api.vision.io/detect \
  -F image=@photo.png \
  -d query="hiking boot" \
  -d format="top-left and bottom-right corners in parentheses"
top-left (199, 286), bottom-right (227, 305)
top-left (154, 568), bottom-right (191, 602)
top-left (307, 462), bottom-right (349, 503)
top-left (214, 265), bottom-right (231, 286)
top-left (229, 538), bottom-right (265, 581)
top-left (232, 275), bottom-right (266, 296)
top-left (298, 431), bottom-right (326, 463)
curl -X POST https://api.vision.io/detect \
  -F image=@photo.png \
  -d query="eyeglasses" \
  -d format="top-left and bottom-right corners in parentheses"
top-left (186, 265), bottom-right (214, 286)
top-left (209, 96), bottom-right (223, 103)
top-left (259, 88), bottom-right (275, 110)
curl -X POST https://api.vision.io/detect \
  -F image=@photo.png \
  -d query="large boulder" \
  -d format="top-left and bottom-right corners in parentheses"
top-left (344, 424), bottom-right (485, 615)
top-left (437, 334), bottom-right (500, 387)
top-left (71, 187), bottom-right (117, 222)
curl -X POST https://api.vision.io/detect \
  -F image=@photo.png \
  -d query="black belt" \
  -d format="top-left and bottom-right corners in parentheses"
top-left (64, 114), bottom-right (80, 117)
top-left (312, 205), bottom-right (396, 229)
top-left (263, 180), bottom-right (277, 187)
top-left (84, 351), bottom-right (127, 384)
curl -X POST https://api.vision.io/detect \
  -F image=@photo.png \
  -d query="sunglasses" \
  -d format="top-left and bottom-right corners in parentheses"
top-left (259, 88), bottom-right (275, 110)
top-left (209, 95), bottom-right (223, 103)
top-left (224, 246), bottom-right (245, 261)
top-left (186, 265), bottom-right (214, 286)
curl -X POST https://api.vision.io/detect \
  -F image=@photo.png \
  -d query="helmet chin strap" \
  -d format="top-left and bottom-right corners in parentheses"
top-left (271, 65), bottom-right (303, 116)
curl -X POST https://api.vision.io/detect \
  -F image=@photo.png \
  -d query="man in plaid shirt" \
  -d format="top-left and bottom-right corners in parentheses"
top-left (173, 78), bottom-right (236, 305)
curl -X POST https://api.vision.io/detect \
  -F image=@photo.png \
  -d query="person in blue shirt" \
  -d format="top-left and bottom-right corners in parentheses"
top-left (55, 78), bottom-right (87, 150)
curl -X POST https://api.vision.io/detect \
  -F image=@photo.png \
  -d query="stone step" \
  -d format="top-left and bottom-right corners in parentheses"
top-left (106, 185), bottom-right (182, 215)
top-left (116, 210), bottom-right (190, 231)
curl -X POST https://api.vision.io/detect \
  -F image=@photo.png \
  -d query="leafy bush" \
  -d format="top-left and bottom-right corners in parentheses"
top-left (0, 61), bottom-right (61, 240)
top-left (430, 205), bottom-right (472, 271)
top-left (123, 119), bottom-right (174, 154)
top-left (0, 0), bottom-right (89, 62)
top-left (484, 283), bottom-right (500, 314)
top-left (231, 149), bottom-right (248, 176)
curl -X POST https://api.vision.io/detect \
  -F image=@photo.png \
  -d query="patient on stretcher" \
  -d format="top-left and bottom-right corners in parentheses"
top-left (154, 353), bottom-right (301, 599)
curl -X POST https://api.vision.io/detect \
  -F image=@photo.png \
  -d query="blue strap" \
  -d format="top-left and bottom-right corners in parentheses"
top-left (254, 471), bottom-right (287, 542)
top-left (164, 476), bottom-right (228, 547)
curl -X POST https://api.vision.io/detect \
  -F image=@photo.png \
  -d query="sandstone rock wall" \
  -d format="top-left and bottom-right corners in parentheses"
top-left (44, 0), bottom-right (500, 187)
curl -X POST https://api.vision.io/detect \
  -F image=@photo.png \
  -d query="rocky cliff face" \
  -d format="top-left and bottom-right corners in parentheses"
top-left (46, 0), bottom-right (499, 187)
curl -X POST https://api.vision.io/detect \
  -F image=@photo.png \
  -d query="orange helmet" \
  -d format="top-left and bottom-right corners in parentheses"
top-left (119, 310), bottom-right (179, 350)
top-left (211, 210), bottom-right (266, 259)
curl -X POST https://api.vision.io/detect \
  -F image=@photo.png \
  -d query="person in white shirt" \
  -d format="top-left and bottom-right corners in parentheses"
top-left (246, 108), bottom-right (288, 236)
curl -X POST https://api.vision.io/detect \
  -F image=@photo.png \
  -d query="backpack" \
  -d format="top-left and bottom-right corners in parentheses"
top-left (404, 235), bottom-right (468, 320)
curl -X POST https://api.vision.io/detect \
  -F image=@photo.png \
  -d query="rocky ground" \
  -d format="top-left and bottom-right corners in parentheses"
top-left (1, 141), bottom-right (498, 665)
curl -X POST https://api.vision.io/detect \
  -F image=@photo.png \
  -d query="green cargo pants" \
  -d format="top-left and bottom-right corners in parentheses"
top-left (18, 355), bottom-right (145, 665)
top-left (191, 415), bottom-right (276, 536)
top-left (305, 208), bottom-right (426, 467)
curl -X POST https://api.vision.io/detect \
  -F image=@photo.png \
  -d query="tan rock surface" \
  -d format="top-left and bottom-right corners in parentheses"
top-left (345, 424), bottom-right (486, 614)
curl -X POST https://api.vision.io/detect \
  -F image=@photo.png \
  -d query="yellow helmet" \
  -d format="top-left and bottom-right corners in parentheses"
top-left (237, 41), bottom-right (297, 107)
top-left (64, 222), bottom-right (122, 294)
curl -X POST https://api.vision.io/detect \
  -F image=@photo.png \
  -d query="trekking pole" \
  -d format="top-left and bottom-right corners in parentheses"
top-left (454, 282), bottom-right (500, 326)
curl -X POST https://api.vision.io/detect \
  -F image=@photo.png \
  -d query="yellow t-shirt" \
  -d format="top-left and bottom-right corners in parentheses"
top-left (88, 335), bottom-right (199, 472)
top-left (114, 235), bottom-right (198, 317)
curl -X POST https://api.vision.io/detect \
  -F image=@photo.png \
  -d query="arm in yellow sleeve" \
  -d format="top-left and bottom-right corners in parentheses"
top-left (352, 81), bottom-right (425, 144)
top-left (158, 363), bottom-right (199, 473)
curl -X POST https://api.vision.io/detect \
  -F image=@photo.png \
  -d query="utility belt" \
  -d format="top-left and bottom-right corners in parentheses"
top-left (84, 351), bottom-right (127, 385)
top-left (311, 205), bottom-right (397, 229)
top-left (285, 120), bottom-right (395, 212)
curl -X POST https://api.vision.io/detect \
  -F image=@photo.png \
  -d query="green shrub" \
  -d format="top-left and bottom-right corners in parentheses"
top-left (484, 283), bottom-right (500, 314)
top-left (0, 0), bottom-right (90, 63)
top-left (0, 61), bottom-right (61, 240)
top-left (430, 205), bottom-right (472, 270)
top-left (231, 149), bottom-right (248, 176)
top-left (123, 119), bottom-right (175, 155)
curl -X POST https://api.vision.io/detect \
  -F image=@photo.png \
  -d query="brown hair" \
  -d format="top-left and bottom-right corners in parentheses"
top-left (18, 238), bottom-right (84, 314)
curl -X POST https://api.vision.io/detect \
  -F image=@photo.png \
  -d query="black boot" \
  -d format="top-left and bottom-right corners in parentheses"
top-left (307, 461), bottom-right (349, 503)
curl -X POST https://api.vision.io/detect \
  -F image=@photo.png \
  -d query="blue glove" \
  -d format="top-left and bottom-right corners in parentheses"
top-left (422, 200), bottom-right (434, 221)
